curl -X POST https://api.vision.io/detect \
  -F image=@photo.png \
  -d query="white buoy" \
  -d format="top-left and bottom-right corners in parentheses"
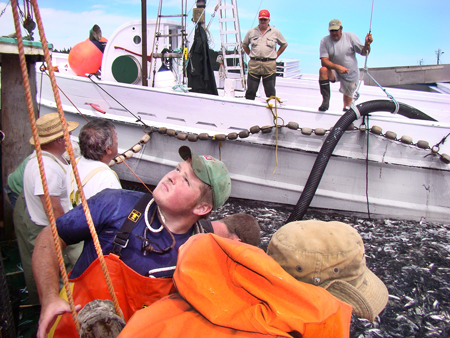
top-left (154, 66), bottom-right (176, 88)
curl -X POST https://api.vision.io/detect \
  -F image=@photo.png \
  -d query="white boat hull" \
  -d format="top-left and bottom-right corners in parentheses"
top-left (36, 69), bottom-right (450, 223)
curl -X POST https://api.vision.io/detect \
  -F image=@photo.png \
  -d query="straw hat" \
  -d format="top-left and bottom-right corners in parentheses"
top-left (29, 113), bottom-right (79, 145)
top-left (267, 220), bottom-right (388, 322)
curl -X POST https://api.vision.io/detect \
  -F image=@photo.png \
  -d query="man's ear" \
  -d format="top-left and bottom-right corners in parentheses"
top-left (229, 234), bottom-right (241, 242)
top-left (105, 146), bottom-right (112, 155)
top-left (193, 202), bottom-right (212, 217)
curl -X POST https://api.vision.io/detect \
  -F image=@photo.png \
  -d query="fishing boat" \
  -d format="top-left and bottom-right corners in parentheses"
top-left (35, 1), bottom-right (450, 223)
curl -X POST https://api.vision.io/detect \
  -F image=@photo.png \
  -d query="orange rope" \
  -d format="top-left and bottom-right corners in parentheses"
top-left (39, 68), bottom-right (89, 122)
top-left (121, 159), bottom-right (153, 194)
top-left (11, 0), bottom-right (82, 333)
top-left (28, 0), bottom-right (124, 321)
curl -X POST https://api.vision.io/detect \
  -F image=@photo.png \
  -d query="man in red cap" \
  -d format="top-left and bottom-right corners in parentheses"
top-left (242, 9), bottom-right (287, 100)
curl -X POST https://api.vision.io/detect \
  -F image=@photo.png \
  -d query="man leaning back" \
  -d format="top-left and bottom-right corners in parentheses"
top-left (32, 145), bottom-right (231, 338)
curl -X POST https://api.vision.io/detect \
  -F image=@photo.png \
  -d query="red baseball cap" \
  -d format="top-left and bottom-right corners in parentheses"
top-left (259, 9), bottom-right (270, 19)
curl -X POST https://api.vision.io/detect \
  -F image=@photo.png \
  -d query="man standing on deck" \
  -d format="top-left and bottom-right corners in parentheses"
top-left (318, 19), bottom-right (373, 111)
top-left (69, 118), bottom-right (121, 207)
top-left (15, 113), bottom-right (80, 306)
top-left (242, 9), bottom-right (288, 100)
top-left (33, 145), bottom-right (232, 338)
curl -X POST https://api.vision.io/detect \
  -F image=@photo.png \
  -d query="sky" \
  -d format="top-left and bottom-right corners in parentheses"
top-left (0, 0), bottom-right (449, 75)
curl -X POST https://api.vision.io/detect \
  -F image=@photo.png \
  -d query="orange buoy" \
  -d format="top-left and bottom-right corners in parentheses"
top-left (68, 37), bottom-right (107, 77)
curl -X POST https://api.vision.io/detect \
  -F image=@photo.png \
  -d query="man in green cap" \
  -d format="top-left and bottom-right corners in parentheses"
top-left (33, 145), bottom-right (232, 337)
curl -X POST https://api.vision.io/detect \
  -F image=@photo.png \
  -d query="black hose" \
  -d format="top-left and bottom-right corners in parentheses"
top-left (286, 99), bottom-right (433, 223)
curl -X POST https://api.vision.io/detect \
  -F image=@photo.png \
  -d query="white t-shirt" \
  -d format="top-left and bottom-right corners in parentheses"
top-left (23, 151), bottom-right (71, 226)
top-left (70, 157), bottom-right (121, 205)
top-left (319, 31), bottom-right (364, 83)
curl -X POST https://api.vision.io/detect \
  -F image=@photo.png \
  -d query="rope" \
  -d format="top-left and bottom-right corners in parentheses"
top-left (363, 116), bottom-right (372, 219)
top-left (38, 66), bottom-right (89, 122)
top-left (87, 74), bottom-right (149, 128)
top-left (121, 159), bottom-right (153, 194)
top-left (266, 96), bottom-right (283, 174)
top-left (352, 0), bottom-right (401, 116)
top-left (12, 0), bottom-right (83, 332)
top-left (29, 0), bottom-right (124, 321)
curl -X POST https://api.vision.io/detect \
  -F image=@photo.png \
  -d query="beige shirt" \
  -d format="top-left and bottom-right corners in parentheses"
top-left (242, 25), bottom-right (287, 60)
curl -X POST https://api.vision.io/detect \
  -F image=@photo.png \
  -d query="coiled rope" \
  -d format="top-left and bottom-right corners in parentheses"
top-left (17, 0), bottom-right (124, 329)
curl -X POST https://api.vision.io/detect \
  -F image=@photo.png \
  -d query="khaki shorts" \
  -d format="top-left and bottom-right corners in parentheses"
top-left (248, 60), bottom-right (276, 75)
top-left (331, 70), bottom-right (358, 97)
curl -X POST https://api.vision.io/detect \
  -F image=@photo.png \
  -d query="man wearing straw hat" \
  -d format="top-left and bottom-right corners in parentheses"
top-left (14, 112), bottom-right (79, 305)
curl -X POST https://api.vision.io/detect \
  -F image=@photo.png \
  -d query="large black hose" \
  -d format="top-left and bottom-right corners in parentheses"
top-left (286, 99), bottom-right (434, 223)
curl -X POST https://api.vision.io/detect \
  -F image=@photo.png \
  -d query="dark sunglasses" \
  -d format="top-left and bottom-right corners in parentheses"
top-left (259, 18), bottom-right (268, 21)
top-left (330, 29), bottom-right (340, 32)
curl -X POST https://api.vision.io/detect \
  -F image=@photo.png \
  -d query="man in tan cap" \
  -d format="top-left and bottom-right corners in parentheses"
top-left (318, 19), bottom-right (373, 111)
top-left (267, 220), bottom-right (388, 322)
top-left (14, 112), bottom-right (79, 305)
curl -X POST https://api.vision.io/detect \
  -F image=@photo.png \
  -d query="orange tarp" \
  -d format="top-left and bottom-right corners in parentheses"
top-left (119, 234), bottom-right (352, 337)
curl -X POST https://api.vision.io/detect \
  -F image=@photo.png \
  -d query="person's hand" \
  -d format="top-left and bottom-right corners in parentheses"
top-left (336, 65), bottom-right (349, 74)
top-left (37, 296), bottom-right (81, 338)
top-left (365, 33), bottom-right (373, 46)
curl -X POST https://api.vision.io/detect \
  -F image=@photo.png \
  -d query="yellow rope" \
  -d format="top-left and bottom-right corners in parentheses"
top-left (266, 96), bottom-right (283, 174)
top-left (29, 0), bottom-right (124, 322)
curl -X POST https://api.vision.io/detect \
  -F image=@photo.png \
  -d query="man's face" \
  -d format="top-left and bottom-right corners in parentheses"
top-left (329, 27), bottom-right (342, 41)
top-left (153, 159), bottom-right (205, 215)
top-left (258, 18), bottom-right (270, 30)
top-left (110, 129), bottom-right (119, 158)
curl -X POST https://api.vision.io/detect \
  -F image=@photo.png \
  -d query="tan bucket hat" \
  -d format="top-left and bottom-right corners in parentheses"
top-left (267, 220), bottom-right (388, 322)
top-left (30, 112), bottom-right (79, 145)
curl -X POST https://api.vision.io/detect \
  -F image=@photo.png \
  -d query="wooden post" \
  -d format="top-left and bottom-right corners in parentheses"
top-left (0, 42), bottom-right (43, 240)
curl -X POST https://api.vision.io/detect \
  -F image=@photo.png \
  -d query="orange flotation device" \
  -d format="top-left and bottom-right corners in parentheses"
top-left (68, 37), bottom-right (107, 77)
top-left (118, 234), bottom-right (352, 338)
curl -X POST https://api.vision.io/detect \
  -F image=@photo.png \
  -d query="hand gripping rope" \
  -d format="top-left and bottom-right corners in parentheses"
top-left (352, 0), bottom-right (400, 115)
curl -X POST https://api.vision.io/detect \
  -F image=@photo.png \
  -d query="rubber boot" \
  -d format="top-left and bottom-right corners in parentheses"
top-left (318, 80), bottom-right (330, 111)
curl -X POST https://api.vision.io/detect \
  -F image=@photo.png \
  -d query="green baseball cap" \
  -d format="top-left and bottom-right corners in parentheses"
top-left (179, 146), bottom-right (231, 209)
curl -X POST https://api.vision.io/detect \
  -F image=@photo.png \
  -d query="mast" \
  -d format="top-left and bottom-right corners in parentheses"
top-left (141, 0), bottom-right (148, 86)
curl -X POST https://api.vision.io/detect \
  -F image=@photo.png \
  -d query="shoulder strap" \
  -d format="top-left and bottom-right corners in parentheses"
top-left (70, 160), bottom-right (120, 206)
top-left (112, 193), bottom-right (153, 257)
top-left (30, 152), bottom-right (67, 174)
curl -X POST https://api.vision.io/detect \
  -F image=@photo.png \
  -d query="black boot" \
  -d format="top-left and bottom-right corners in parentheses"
top-left (318, 80), bottom-right (330, 111)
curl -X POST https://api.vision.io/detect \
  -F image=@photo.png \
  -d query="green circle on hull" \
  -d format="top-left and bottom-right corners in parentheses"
top-left (111, 55), bottom-right (139, 84)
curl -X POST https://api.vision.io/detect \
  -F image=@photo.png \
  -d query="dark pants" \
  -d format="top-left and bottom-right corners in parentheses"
top-left (5, 185), bottom-right (19, 209)
top-left (245, 72), bottom-right (276, 100)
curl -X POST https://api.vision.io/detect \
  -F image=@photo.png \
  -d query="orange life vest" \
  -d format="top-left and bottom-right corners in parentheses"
top-left (118, 234), bottom-right (352, 338)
